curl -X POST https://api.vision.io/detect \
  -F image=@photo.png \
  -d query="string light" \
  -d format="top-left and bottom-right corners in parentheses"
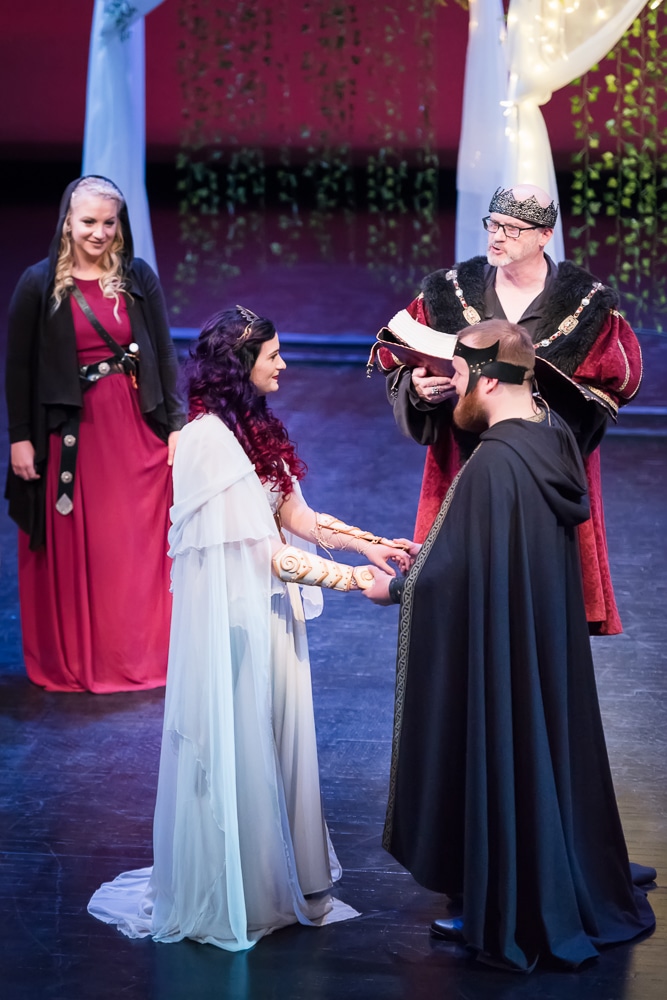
top-left (498, 0), bottom-right (641, 209)
top-left (510, 2), bottom-right (620, 68)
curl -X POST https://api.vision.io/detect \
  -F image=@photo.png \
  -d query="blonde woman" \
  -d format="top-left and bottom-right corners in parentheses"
top-left (5, 175), bottom-right (185, 692)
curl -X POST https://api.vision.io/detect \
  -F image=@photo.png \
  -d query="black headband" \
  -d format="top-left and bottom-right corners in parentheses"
top-left (454, 339), bottom-right (528, 395)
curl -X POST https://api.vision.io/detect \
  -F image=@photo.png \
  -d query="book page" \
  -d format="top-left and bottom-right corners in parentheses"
top-left (387, 310), bottom-right (457, 359)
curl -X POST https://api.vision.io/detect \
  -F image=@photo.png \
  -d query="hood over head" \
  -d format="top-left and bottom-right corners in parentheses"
top-left (46, 175), bottom-right (134, 288)
top-left (481, 411), bottom-right (589, 528)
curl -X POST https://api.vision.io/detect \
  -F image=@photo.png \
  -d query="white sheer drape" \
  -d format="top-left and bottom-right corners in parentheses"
top-left (83, 1), bottom-right (165, 272)
top-left (456, 0), bottom-right (649, 263)
top-left (455, 0), bottom-right (507, 262)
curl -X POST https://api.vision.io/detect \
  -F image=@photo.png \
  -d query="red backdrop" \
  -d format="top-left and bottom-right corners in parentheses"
top-left (0, 1), bottom-right (579, 166)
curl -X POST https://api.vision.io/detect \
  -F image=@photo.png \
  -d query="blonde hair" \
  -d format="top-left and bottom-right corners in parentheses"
top-left (51, 177), bottom-right (128, 318)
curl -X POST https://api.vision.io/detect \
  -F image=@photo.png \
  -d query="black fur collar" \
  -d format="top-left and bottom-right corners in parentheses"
top-left (421, 256), bottom-right (487, 334)
top-left (421, 256), bottom-right (619, 378)
top-left (536, 260), bottom-right (618, 376)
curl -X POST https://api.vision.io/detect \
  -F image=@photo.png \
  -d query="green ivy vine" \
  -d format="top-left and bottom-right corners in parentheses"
top-left (570, 4), bottom-right (667, 330)
top-left (173, 0), bottom-right (455, 312)
top-left (360, 0), bottom-right (443, 288)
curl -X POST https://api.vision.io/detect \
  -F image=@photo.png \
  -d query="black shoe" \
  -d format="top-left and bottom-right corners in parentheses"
top-left (430, 917), bottom-right (465, 943)
top-left (630, 862), bottom-right (657, 886)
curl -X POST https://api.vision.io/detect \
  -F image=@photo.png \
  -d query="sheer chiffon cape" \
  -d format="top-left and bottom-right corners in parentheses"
top-left (89, 414), bottom-right (356, 950)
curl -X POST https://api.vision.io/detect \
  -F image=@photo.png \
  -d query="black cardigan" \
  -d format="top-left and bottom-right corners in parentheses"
top-left (5, 257), bottom-right (186, 547)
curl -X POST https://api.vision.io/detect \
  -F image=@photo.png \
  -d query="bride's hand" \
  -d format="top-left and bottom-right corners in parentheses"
top-left (391, 537), bottom-right (421, 559)
top-left (362, 542), bottom-right (413, 575)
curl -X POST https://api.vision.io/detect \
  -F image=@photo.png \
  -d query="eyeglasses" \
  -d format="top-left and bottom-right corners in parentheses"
top-left (482, 217), bottom-right (543, 239)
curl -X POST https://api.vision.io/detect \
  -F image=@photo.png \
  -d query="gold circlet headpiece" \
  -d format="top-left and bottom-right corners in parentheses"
top-left (236, 304), bottom-right (259, 344)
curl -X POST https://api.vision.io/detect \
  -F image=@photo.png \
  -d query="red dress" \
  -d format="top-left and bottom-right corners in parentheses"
top-left (18, 279), bottom-right (173, 692)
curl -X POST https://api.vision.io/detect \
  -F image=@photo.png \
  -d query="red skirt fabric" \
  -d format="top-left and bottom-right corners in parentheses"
top-left (18, 372), bottom-right (173, 692)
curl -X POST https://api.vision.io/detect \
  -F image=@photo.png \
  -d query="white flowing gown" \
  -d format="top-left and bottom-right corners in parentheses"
top-left (88, 414), bottom-right (357, 950)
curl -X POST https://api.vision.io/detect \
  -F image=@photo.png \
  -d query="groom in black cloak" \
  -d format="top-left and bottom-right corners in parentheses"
top-left (364, 319), bottom-right (654, 972)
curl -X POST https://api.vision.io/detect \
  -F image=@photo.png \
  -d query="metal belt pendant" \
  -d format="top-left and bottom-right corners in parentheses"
top-left (55, 417), bottom-right (80, 515)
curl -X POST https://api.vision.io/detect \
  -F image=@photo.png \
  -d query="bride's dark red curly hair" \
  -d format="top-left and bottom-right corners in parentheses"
top-left (182, 307), bottom-right (306, 497)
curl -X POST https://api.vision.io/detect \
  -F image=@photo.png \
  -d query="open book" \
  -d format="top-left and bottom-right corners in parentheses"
top-left (376, 309), bottom-right (457, 376)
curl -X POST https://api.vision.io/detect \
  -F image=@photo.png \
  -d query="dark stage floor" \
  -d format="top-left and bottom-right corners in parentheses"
top-left (1, 203), bottom-right (666, 999)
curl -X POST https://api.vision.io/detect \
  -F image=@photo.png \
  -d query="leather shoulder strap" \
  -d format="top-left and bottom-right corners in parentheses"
top-left (70, 284), bottom-right (125, 360)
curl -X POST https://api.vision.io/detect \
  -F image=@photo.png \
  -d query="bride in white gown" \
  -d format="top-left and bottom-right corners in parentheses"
top-left (88, 306), bottom-right (413, 951)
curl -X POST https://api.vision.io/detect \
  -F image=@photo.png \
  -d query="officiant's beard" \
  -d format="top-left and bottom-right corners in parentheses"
top-left (453, 385), bottom-right (489, 434)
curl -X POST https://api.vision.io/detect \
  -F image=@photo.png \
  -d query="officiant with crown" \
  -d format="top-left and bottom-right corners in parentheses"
top-left (377, 183), bottom-right (643, 637)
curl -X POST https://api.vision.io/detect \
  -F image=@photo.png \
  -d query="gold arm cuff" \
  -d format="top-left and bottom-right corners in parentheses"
top-left (315, 513), bottom-right (410, 551)
top-left (272, 545), bottom-right (374, 592)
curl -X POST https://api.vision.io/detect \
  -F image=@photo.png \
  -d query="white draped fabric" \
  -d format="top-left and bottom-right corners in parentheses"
top-left (455, 0), bottom-right (508, 261)
top-left (456, 0), bottom-right (649, 263)
top-left (82, 1), bottom-right (165, 272)
top-left (89, 414), bottom-right (356, 950)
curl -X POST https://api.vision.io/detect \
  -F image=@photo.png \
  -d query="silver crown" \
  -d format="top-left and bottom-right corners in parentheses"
top-left (488, 187), bottom-right (558, 228)
top-left (236, 304), bottom-right (259, 323)
top-left (235, 304), bottom-right (260, 345)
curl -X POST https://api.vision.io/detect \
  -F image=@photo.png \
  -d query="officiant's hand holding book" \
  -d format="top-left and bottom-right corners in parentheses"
top-left (366, 309), bottom-right (457, 378)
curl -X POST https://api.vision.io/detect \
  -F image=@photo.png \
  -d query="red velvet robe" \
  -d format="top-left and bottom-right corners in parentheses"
top-left (385, 295), bottom-right (642, 636)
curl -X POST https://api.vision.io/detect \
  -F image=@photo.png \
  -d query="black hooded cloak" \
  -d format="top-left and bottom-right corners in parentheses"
top-left (383, 412), bottom-right (654, 971)
top-left (5, 176), bottom-right (186, 547)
